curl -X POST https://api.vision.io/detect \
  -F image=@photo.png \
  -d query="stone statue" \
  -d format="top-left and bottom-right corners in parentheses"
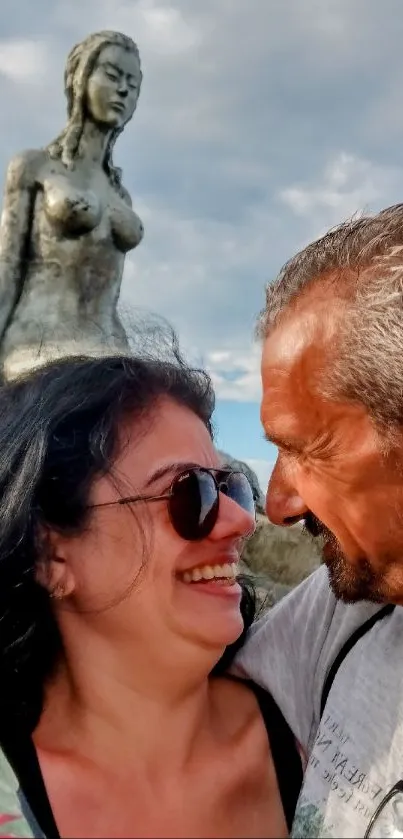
top-left (0, 30), bottom-right (144, 378)
top-left (218, 450), bottom-right (266, 513)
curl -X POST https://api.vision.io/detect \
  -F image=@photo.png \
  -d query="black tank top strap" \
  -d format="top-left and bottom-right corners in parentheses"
top-left (247, 680), bottom-right (303, 831)
top-left (0, 732), bottom-right (59, 839)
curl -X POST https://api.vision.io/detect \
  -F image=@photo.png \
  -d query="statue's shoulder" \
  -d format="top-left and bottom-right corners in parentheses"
top-left (5, 148), bottom-right (47, 189)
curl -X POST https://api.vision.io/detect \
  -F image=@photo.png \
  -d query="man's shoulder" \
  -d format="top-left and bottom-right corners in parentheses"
top-left (239, 565), bottom-right (383, 660)
top-left (233, 566), bottom-right (384, 747)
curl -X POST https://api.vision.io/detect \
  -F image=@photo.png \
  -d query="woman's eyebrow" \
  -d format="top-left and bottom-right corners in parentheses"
top-left (144, 461), bottom-right (200, 488)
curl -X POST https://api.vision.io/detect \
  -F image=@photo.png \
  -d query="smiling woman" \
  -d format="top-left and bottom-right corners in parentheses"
top-left (0, 330), bottom-right (302, 838)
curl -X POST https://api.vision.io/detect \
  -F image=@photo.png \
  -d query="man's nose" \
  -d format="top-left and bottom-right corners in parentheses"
top-left (265, 459), bottom-right (308, 526)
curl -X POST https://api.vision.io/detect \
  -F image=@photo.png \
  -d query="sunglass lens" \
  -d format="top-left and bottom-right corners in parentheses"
top-left (221, 472), bottom-right (256, 516)
top-left (169, 469), bottom-right (219, 541)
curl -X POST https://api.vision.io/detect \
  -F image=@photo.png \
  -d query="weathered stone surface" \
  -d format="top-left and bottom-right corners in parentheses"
top-left (0, 31), bottom-right (144, 378)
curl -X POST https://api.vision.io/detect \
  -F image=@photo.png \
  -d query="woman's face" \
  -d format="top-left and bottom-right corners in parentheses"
top-left (86, 43), bottom-right (141, 129)
top-left (55, 398), bottom-right (255, 663)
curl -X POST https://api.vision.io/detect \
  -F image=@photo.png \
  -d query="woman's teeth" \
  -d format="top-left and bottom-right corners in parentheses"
top-left (180, 563), bottom-right (238, 583)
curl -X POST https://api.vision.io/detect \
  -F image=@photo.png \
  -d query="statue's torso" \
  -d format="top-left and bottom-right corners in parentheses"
top-left (2, 153), bottom-right (144, 376)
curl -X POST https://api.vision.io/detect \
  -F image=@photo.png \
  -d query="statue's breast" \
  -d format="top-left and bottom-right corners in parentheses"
top-left (109, 195), bottom-right (144, 253)
top-left (43, 177), bottom-right (102, 234)
top-left (41, 175), bottom-right (143, 253)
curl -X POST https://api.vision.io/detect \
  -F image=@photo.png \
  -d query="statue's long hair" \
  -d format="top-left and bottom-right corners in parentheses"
top-left (47, 31), bottom-right (142, 195)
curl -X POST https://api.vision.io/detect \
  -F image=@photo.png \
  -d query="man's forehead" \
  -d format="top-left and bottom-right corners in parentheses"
top-left (260, 362), bottom-right (311, 443)
top-left (260, 301), bottom-right (341, 442)
top-left (261, 301), bottom-right (337, 375)
top-left (262, 315), bottom-right (307, 371)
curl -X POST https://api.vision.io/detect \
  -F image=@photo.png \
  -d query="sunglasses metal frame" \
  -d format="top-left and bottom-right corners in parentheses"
top-left (88, 466), bottom-right (251, 511)
top-left (88, 466), bottom-right (255, 541)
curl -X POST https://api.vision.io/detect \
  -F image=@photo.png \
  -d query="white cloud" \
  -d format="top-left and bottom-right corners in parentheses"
top-left (78, 0), bottom-right (200, 57)
top-left (0, 39), bottom-right (50, 84)
top-left (278, 152), bottom-right (403, 238)
top-left (204, 346), bottom-right (261, 402)
top-left (131, 0), bottom-right (200, 55)
top-left (118, 190), bottom-right (282, 354)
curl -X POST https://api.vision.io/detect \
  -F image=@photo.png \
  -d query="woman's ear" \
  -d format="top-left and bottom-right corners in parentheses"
top-left (35, 527), bottom-right (76, 600)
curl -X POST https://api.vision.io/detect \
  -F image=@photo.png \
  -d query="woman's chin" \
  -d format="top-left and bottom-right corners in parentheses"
top-left (169, 576), bottom-right (245, 650)
top-left (180, 603), bottom-right (245, 650)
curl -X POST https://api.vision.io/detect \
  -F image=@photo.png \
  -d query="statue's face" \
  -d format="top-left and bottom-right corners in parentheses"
top-left (86, 44), bottom-right (141, 129)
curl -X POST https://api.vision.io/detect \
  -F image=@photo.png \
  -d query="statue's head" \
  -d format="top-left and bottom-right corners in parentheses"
top-left (48, 31), bottom-right (143, 191)
top-left (65, 31), bottom-right (142, 132)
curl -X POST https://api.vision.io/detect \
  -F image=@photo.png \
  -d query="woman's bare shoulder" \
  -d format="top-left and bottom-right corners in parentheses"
top-left (211, 675), bottom-right (270, 740)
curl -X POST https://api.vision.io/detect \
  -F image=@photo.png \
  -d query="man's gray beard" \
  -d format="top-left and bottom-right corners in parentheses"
top-left (305, 522), bottom-right (384, 603)
top-left (324, 543), bottom-right (384, 604)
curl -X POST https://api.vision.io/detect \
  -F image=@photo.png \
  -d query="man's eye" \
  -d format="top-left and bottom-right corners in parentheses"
top-left (106, 72), bottom-right (118, 82)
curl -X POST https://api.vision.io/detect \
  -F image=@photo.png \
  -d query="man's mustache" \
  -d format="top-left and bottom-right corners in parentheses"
top-left (303, 511), bottom-right (329, 539)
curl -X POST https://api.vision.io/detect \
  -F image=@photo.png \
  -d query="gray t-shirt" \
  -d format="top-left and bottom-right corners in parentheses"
top-left (234, 566), bottom-right (403, 838)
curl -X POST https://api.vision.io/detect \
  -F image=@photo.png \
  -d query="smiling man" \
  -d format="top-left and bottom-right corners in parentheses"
top-left (235, 204), bottom-right (403, 838)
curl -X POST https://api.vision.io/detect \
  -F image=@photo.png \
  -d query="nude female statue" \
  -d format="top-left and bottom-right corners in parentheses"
top-left (0, 30), bottom-right (144, 378)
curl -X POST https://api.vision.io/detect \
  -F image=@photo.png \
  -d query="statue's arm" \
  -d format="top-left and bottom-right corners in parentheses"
top-left (0, 151), bottom-right (37, 341)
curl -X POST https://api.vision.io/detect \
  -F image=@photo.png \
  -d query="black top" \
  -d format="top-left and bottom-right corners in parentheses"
top-left (2, 681), bottom-right (302, 838)
top-left (250, 680), bottom-right (303, 830)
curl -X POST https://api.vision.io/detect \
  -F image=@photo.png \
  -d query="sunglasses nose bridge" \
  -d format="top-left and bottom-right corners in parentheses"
top-left (209, 470), bottom-right (255, 509)
top-left (210, 492), bottom-right (256, 540)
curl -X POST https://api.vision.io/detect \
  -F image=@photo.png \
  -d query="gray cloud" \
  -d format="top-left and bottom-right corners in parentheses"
top-left (0, 0), bottom-right (403, 396)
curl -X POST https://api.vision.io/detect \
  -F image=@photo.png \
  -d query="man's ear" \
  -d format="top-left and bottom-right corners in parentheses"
top-left (35, 527), bottom-right (76, 600)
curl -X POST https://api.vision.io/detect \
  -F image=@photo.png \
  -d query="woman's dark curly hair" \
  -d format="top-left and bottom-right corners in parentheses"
top-left (0, 334), bottom-right (256, 735)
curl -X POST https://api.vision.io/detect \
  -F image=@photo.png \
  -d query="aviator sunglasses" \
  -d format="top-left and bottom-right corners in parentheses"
top-left (89, 467), bottom-right (256, 541)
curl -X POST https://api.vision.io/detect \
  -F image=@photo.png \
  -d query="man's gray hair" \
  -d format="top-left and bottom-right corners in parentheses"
top-left (258, 203), bottom-right (403, 428)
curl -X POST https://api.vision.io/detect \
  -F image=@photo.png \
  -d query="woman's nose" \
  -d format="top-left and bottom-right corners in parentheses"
top-left (209, 491), bottom-right (256, 541)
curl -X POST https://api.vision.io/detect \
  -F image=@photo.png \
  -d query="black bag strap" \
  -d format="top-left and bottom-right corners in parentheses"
top-left (320, 604), bottom-right (395, 718)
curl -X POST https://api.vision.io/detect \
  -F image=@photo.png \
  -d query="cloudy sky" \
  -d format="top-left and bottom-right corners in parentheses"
top-left (1, 0), bottom-right (403, 491)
